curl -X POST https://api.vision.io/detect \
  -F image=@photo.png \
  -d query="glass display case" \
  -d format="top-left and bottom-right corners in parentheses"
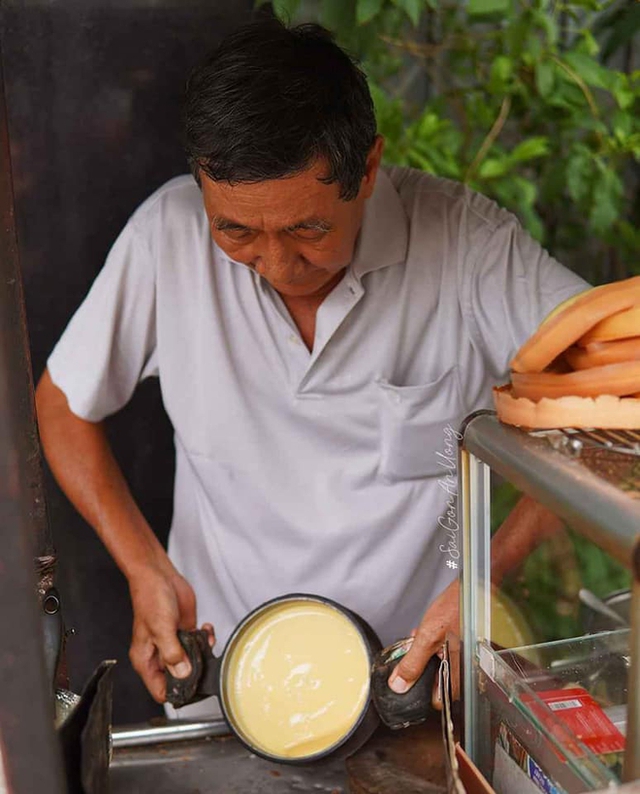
top-left (459, 411), bottom-right (640, 793)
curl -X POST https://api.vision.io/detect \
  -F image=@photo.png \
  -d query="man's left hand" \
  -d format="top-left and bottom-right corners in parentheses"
top-left (387, 579), bottom-right (460, 709)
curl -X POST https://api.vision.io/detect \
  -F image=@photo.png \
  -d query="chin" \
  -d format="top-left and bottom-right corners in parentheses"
top-left (266, 271), bottom-right (345, 299)
top-left (269, 282), bottom-right (321, 297)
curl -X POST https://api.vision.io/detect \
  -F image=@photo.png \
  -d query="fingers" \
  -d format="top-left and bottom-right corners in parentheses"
top-left (388, 581), bottom-right (460, 695)
top-left (129, 632), bottom-right (167, 703)
top-left (130, 629), bottom-right (192, 701)
top-left (127, 570), bottom-right (204, 704)
top-left (129, 613), bottom-right (192, 703)
top-left (388, 630), bottom-right (440, 695)
top-left (156, 625), bottom-right (192, 679)
top-left (200, 622), bottom-right (216, 648)
top-left (145, 666), bottom-right (168, 704)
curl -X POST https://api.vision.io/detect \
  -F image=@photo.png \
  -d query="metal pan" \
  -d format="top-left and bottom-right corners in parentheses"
top-left (165, 593), bottom-right (439, 764)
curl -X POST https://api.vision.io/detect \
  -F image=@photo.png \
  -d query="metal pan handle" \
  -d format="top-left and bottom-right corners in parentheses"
top-left (165, 629), bottom-right (222, 708)
top-left (370, 637), bottom-right (440, 730)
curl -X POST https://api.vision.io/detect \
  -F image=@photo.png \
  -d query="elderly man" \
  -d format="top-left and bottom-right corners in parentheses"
top-left (35, 17), bottom-right (587, 713)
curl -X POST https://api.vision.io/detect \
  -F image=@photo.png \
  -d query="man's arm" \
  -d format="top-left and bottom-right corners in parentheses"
top-left (388, 494), bottom-right (563, 702)
top-left (35, 368), bottom-right (201, 702)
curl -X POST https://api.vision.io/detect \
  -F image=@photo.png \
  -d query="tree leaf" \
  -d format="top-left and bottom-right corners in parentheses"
top-left (478, 158), bottom-right (509, 179)
top-left (525, 34), bottom-right (543, 62)
top-left (391, 0), bottom-right (423, 26)
top-left (370, 82), bottom-right (406, 142)
top-left (566, 150), bottom-right (593, 204)
top-left (579, 30), bottom-right (600, 58)
top-left (510, 136), bottom-right (549, 163)
top-left (612, 110), bottom-right (633, 141)
top-left (534, 9), bottom-right (558, 46)
top-left (415, 111), bottom-right (442, 138)
top-left (408, 150), bottom-right (436, 173)
top-left (490, 55), bottom-right (513, 91)
top-left (535, 60), bottom-right (555, 98)
top-left (612, 74), bottom-right (635, 110)
top-left (356, 0), bottom-right (384, 25)
top-left (467, 0), bottom-right (510, 17)
top-left (563, 51), bottom-right (614, 91)
top-left (272, 0), bottom-right (301, 20)
top-left (589, 168), bottom-right (624, 234)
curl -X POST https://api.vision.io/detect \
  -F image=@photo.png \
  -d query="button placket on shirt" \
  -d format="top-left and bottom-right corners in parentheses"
top-left (251, 275), bottom-right (312, 390)
top-left (254, 269), bottom-right (364, 396)
top-left (295, 272), bottom-right (364, 396)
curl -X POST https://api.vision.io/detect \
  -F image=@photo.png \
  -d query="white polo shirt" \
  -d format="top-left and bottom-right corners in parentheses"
top-left (48, 167), bottom-right (587, 653)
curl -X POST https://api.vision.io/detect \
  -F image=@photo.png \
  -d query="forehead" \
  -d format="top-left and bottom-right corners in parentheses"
top-left (200, 163), bottom-right (343, 228)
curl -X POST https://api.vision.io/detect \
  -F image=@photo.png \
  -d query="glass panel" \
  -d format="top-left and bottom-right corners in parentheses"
top-left (490, 475), bottom-right (631, 649)
top-left (468, 469), bottom-right (632, 792)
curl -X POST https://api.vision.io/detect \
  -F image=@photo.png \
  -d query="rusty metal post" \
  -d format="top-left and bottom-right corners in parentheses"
top-left (0, 37), bottom-right (66, 794)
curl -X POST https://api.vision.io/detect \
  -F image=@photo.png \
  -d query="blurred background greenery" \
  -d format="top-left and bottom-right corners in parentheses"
top-left (262, 0), bottom-right (638, 643)
top-left (264, 0), bottom-right (640, 284)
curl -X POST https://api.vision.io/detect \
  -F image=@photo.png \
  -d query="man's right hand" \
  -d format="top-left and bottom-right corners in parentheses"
top-left (35, 370), bottom-right (216, 704)
top-left (128, 564), bottom-right (209, 703)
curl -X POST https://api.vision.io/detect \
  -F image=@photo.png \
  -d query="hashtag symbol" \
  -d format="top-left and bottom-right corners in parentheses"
top-left (446, 559), bottom-right (458, 569)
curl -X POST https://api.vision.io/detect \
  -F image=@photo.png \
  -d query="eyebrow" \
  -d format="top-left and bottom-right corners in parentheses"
top-left (211, 216), bottom-right (333, 233)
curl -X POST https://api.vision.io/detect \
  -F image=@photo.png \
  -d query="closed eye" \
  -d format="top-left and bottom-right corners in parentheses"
top-left (212, 221), bottom-right (254, 242)
top-left (290, 228), bottom-right (328, 241)
top-left (224, 228), bottom-right (254, 241)
top-left (286, 222), bottom-right (332, 241)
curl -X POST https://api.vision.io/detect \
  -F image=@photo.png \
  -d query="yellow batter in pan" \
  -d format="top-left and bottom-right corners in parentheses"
top-left (223, 599), bottom-right (371, 759)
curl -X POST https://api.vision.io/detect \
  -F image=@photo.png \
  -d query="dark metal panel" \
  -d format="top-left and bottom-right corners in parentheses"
top-left (0, 38), bottom-right (66, 794)
top-left (110, 734), bottom-right (350, 793)
top-left (0, 14), bottom-right (53, 562)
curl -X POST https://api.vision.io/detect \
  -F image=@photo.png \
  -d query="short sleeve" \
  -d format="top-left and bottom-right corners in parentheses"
top-left (462, 217), bottom-right (590, 380)
top-left (47, 220), bottom-right (157, 422)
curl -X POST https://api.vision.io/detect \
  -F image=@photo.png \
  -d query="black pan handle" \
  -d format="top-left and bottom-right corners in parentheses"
top-left (370, 638), bottom-right (440, 729)
top-left (165, 629), bottom-right (222, 708)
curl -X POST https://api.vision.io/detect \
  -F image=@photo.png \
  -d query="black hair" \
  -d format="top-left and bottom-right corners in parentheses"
top-left (183, 18), bottom-right (377, 201)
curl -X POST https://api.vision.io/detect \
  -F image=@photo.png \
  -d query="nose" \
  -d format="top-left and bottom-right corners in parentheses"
top-left (251, 234), bottom-right (296, 276)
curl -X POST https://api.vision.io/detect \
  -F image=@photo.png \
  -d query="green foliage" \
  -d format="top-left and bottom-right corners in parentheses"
top-left (270, 0), bottom-right (640, 282)
top-left (595, 1), bottom-right (640, 63)
top-left (270, 0), bottom-right (301, 20)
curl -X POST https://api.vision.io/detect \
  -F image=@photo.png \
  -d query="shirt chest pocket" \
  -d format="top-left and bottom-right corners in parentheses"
top-left (376, 367), bottom-right (465, 482)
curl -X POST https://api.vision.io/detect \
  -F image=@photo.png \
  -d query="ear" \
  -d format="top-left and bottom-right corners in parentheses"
top-left (360, 135), bottom-right (385, 200)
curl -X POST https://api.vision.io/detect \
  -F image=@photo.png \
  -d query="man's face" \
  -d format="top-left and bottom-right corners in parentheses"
top-left (200, 139), bottom-right (383, 299)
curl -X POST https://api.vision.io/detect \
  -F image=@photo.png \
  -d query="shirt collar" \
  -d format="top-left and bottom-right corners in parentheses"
top-left (350, 167), bottom-right (409, 279)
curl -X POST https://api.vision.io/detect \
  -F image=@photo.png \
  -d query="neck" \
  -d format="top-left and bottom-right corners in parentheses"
top-left (278, 269), bottom-right (346, 351)
top-left (277, 269), bottom-right (346, 309)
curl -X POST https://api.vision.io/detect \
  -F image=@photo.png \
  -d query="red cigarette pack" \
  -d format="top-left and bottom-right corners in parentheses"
top-left (520, 687), bottom-right (625, 758)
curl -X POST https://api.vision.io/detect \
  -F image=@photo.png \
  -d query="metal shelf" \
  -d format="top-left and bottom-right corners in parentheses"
top-left (461, 412), bottom-right (640, 572)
